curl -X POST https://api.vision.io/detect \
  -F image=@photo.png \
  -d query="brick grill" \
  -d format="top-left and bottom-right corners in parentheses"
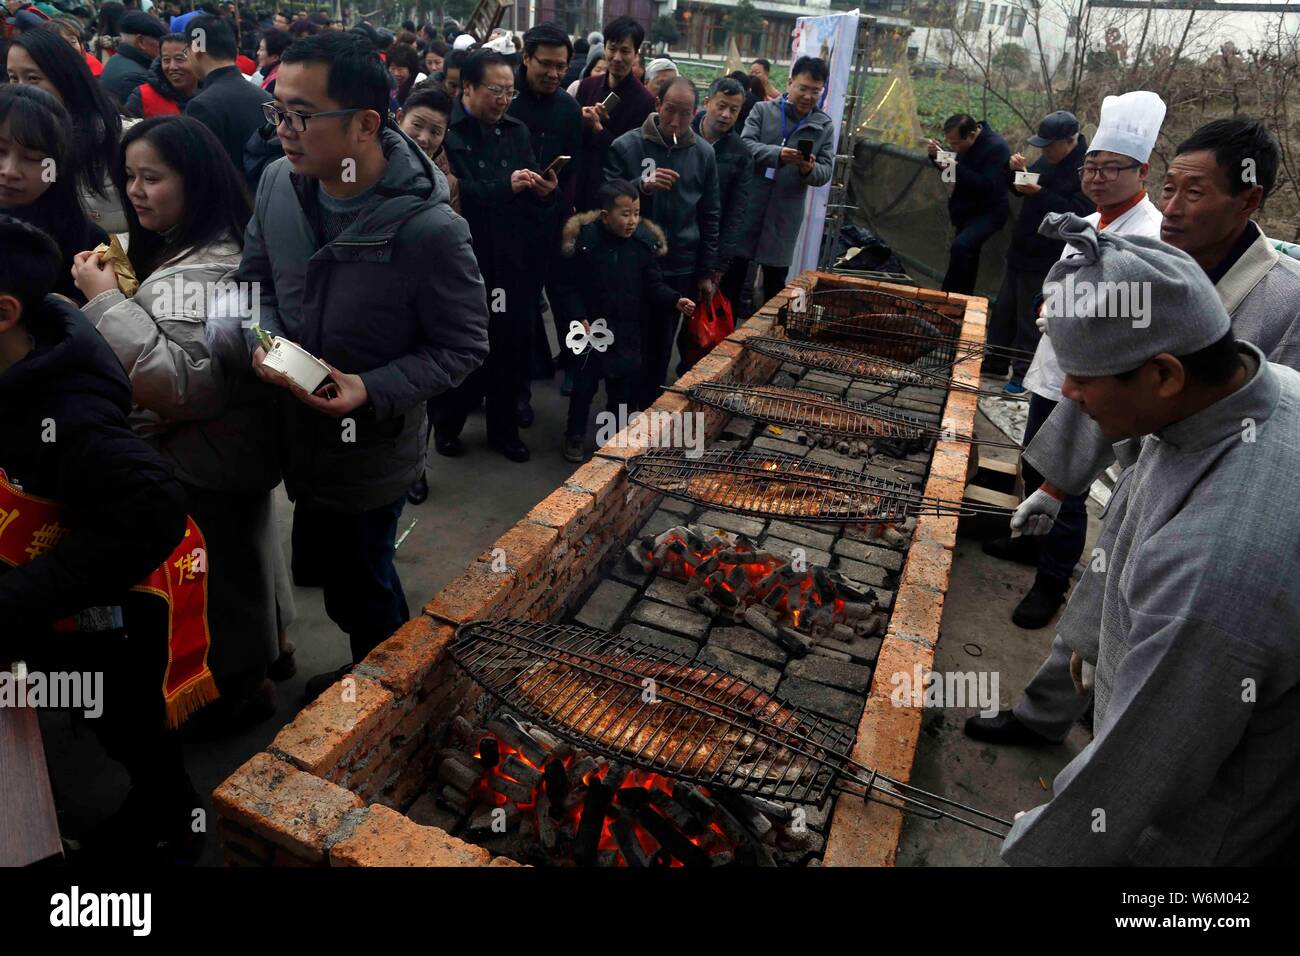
top-left (213, 273), bottom-right (988, 868)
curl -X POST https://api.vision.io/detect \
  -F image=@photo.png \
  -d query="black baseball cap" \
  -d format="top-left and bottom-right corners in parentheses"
top-left (120, 10), bottom-right (168, 38)
top-left (1027, 110), bottom-right (1079, 147)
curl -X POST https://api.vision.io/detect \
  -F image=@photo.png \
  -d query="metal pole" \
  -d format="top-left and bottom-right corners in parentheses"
top-left (819, 16), bottom-right (877, 270)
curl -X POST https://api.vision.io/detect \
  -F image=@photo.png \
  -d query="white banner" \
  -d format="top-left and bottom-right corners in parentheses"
top-left (787, 9), bottom-right (860, 282)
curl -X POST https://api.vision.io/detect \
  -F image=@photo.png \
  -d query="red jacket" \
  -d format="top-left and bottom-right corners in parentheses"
top-left (84, 51), bottom-right (104, 77)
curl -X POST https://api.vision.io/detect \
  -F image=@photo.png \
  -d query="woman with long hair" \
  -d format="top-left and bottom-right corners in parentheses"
top-left (7, 24), bottom-right (127, 232)
top-left (386, 41), bottom-right (424, 107)
top-left (53, 14), bottom-right (104, 76)
top-left (0, 85), bottom-right (105, 303)
top-left (69, 116), bottom-right (297, 735)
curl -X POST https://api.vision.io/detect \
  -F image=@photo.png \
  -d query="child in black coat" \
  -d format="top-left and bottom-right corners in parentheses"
top-left (555, 179), bottom-right (695, 462)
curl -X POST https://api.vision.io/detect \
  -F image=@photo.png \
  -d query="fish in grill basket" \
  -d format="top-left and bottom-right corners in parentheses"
top-left (777, 341), bottom-right (929, 385)
top-left (716, 385), bottom-right (927, 438)
top-left (653, 463), bottom-right (890, 520)
top-left (513, 656), bottom-right (816, 788)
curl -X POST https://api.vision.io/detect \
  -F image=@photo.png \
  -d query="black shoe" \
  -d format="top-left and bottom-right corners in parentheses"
top-left (434, 435), bottom-right (465, 457)
top-left (1012, 578), bottom-right (1067, 629)
top-left (562, 436), bottom-right (586, 463)
top-left (304, 664), bottom-right (352, 704)
top-left (982, 534), bottom-right (1041, 567)
top-left (517, 399), bottom-right (535, 429)
top-left (489, 436), bottom-right (530, 462)
top-left (77, 779), bottom-right (207, 865)
top-left (407, 474), bottom-right (429, 505)
top-left (964, 710), bottom-right (1059, 746)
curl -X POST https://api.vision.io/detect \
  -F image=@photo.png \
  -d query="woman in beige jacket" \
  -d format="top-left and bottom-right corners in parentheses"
top-left (72, 116), bottom-right (294, 735)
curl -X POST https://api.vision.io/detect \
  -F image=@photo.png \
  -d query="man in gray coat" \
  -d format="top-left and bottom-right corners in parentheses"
top-left (731, 56), bottom-right (834, 312)
top-left (604, 76), bottom-right (721, 408)
top-left (999, 213), bottom-right (1300, 865)
top-left (237, 33), bottom-right (489, 699)
top-left (968, 116), bottom-right (1300, 749)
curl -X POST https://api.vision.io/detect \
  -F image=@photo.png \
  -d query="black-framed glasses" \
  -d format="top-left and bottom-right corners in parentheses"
top-left (263, 102), bottom-right (363, 132)
top-left (1078, 161), bottom-right (1141, 181)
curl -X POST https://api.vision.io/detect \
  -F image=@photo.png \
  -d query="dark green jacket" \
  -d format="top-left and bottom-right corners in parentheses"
top-left (692, 110), bottom-right (753, 266)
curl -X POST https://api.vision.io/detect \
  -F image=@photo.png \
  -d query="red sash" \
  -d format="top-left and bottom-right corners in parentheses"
top-left (139, 83), bottom-right (181, 117)
top-left (0, 469), bottom-right (218, 728)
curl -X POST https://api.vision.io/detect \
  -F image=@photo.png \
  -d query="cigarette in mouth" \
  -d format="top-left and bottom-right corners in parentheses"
top-left (672, 132), bottom-right (678, 146)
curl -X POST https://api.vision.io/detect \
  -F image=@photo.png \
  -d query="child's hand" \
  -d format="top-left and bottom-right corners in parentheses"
top-left (677, 298), bottom-right (695, 317)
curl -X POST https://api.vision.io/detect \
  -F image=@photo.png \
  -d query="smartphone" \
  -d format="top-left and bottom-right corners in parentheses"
top-left (601, 91), bottom-right (621, 112)
top-left (545, 155), bottom-right (571, 176)
top-left (797, 137), bottom-right (814, 160)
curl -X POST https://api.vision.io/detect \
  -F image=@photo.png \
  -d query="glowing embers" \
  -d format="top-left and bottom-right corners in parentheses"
top-left (625, 524), bottom-right (889, 654)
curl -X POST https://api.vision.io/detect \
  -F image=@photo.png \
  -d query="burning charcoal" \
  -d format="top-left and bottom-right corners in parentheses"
top-left (613, 786), bottom-right (652, 810)
top-left (487, 717), bottom-right (548, 767)
top-left (814, 568), bottom-right (836, 601)
top-left (569, 755), bottom-right (599, 786)
top-left (697, 553), bottom-right (721, 576)
top-left (648, 790), bottom-right (704, 835)
top-left (477, 737), bottom-right (500, 768)
top-left (669, 540), bottom-right (705, 572)
top-left (437, 756), bottom-right (485, 794)
top-left (688, 592), bottom-right (724, 618)
top-left (631, 804), bottom-right (712, 869)
top-left (710, 850), bottom-right (735, 867)
top-left (603, 762), bottom-right (629, 791)
top-left (439, 785), bottom-right (472, 814)
top-left (810, 645), bottom-right (853, 663)
top-left (795, 430), bottom-right (810, 445)
top-left (562, 785), bottom-right (589, 814)
top-left (713, 801), bottom-right (777, 867)
top-left (705, 586), bottom-right (738, 611)
top-left (744, 795), bottom-right (793, 823)
top-left (830, 623), bottom-right (856, 642)
top-left (536, 793), bottom-right (558, 850)
top-left (611, 810), bottom-right (664, 868)
top-left (743, 605), bottom-right (780, 640)
top-left (685, 526), bottom-right (706, 551)
top-left (519, 815), bottom-right (534, 839)
top-left (715, 791), bottom-right (774, 842)
top-left (626, 542), bottom-right (650, 572)
top-left (449, 715), bottom-right (475, 744)
top-left (762, 584), bottom-right (788, 609)
top-left (734, 532), bottom-right (760, 551)
top-left (831, 573), bottom-right (876, 603)
top-left (543, 760), bottom-right (568, 809)
top-left (672, 782), bottom-right (720, 823)
top-left (776, 625), bottom-right (812, 658)
top-left (776, 825), bottom-right (818, 852)
top-left (573, 780), bottom-right (614, 867)
top-left (485, 773), bottom-right (533, 805)
top-left (468, 804), bottom-right (520, 834)
top-left (841, 601), bottom-right (874, 621)
top-left (499, 755), bottom-right (543, 790)
top-left (835, 440), bottom-right (851, 456)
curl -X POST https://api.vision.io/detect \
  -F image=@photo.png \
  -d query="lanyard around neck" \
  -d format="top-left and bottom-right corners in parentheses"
top-left (780, 96), bottom-right (809, 144)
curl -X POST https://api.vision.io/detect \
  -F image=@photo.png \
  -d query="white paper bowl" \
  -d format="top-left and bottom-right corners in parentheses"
top-left (936, 149), bottom-right (957, 166)
top-left (262, 337), bottom-right (331, 393)
top-left (1015, 170), bottom-right (1041, 186)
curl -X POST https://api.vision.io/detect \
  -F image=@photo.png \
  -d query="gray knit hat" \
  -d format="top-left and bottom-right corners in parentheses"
top-left (1038, 212), bottom-right (1229, 377)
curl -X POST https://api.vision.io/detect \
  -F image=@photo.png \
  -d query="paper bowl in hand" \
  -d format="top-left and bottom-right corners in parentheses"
top-left (935, 149), bottom-right (956, 166)
top-left (1015, 170), bottom-right (1041, 186)
top-left (262, 337), bottom-right (332, 393)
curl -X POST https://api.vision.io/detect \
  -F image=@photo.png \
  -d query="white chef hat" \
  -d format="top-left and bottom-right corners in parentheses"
top-left (1089, 90), bottom-right (1166, 163)
top-left (452, 33), bottom-right (476, 51)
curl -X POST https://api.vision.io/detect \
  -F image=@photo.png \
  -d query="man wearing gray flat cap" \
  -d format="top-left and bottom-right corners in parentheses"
top-left (999, 212), bottom-right (1300, 865)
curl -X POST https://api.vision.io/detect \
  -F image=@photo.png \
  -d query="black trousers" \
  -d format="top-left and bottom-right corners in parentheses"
top-left (719, 257), bottom-right (753, 319)
top-left (291, 497), bottom-right (410, 663)
top-left (639, 273), bottom-right (696, 409)
top-left (435, 274), bottom-right (537, 445)
top-left (565, 368), bottom-right (636, 439)
top-left (942, 214), bottom-right (1003, 295)
top-left (987, 263), bottom-right (1049, 383)
top-left (1021, 391), bottom-right (1089, 591)
top-left (724, 259), bottom-right (788, 317)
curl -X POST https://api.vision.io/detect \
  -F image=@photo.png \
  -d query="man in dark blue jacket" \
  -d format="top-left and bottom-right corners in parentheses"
top-left (986, 110), bottom-right (1092, 390)
top-left (927, 113), bottom-right (1011, 294)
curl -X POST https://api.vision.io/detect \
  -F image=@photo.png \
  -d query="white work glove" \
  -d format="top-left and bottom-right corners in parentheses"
top-left (1010, 487), bottom-right (1063, 536)
top-left (1035, 312), bottom-right (1049, 334)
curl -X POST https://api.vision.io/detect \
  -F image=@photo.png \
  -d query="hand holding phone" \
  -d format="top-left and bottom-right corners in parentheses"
top-left (544, 155), bottom-right (571, 176)
top-left (797, 137), bottom-right (814, 161)
top-left (601, 91), bottom-right (620, 112)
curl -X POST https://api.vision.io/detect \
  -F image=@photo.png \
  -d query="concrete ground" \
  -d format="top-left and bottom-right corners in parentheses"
top-left (895, 408), bottom-right (1101, 866)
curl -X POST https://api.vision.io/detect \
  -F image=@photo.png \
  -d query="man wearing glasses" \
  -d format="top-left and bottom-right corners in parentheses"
top-left (438, 49), bottom-right (559, 463)
top-left (509, 22), bottom-right (583, 427)
top-left (237, 32), bottom-right (490, 701)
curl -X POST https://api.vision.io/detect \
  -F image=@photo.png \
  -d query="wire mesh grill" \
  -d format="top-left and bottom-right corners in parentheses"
top-left (686, 381), bottom-right (927, 443)
top-left (624, 448), bottom-right (984, 524)
top-left (746, 334), bottom-right (963, 393)
top-left (681, 381), bottom-right (1020, 450)
top-left (778, 289), bottom-right (962, 370)
top-left (450, 619), bottom-right (857, 804)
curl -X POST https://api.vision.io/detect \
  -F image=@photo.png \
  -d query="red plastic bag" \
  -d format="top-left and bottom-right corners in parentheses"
top-left (681, 289), bottom-right (734, 369)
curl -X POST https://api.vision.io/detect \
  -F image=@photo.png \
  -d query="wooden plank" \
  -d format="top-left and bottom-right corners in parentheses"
top-left (963, 484), bottom-right (1021, 509)
top-left (0, 671), bottom-right (63, 867)
top-left (978, 456), bottom-right (1018, 476)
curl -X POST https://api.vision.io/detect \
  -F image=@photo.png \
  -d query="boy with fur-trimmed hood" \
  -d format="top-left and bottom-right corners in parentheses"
top-left (555, 179), bottom-right (694, 462)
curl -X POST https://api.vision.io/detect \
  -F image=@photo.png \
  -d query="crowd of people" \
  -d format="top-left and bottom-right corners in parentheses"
top-left (0, 5), bottom-right (837, 861)
top-left (1, 1), bottom-right (1297, 868)
top-left (927, 91), bottom-right (1300, 863)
